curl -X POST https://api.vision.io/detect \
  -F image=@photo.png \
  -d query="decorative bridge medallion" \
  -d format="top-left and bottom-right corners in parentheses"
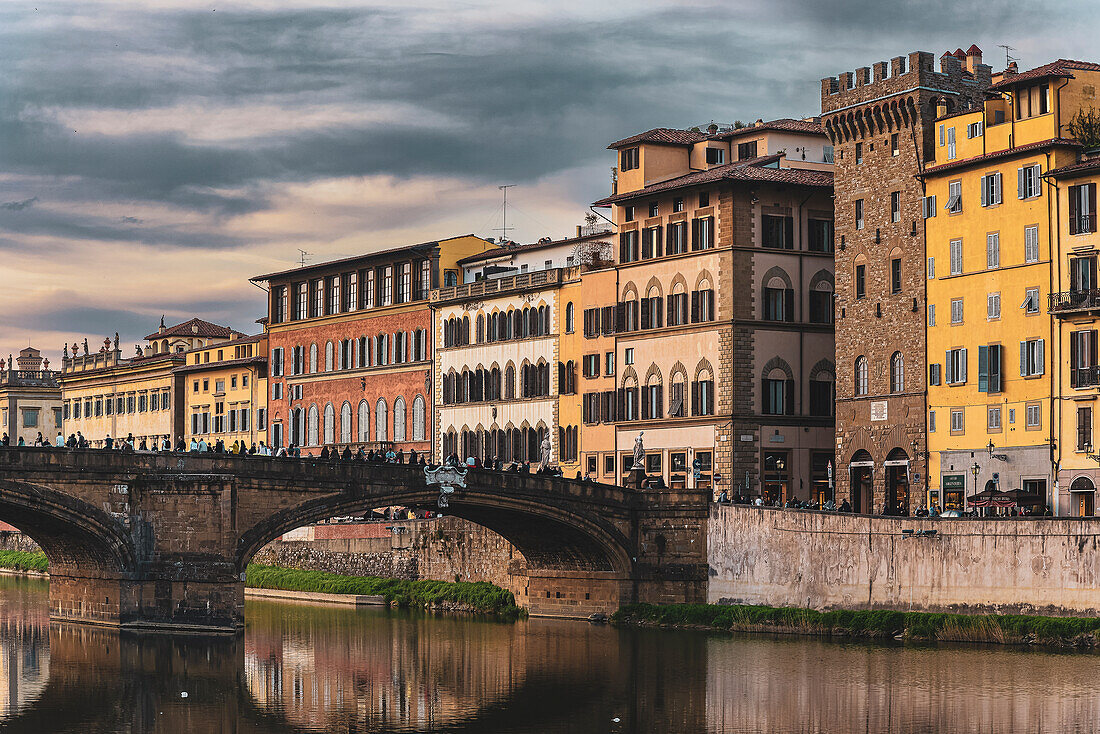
top-left (424, 466), bottom-right (468, 508)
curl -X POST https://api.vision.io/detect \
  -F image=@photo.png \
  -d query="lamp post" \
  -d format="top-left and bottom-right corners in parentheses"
top-left (970, 462), bottom-right (980, 515)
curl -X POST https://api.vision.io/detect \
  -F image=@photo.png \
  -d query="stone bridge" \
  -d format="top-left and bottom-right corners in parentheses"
top-left (0, 448), bottom-right (707, 632)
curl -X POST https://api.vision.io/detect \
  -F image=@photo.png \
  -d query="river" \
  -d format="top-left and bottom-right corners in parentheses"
top-left (0, 575), bottom-right (1098, 732)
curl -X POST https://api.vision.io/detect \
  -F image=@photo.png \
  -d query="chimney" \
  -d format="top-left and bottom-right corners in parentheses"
top-left (965, 44), bottom-right (982, 73)
top-left (936, 98), bottom-right (948, 118)
top-left (1005, 61), bottom-right (1018, 77)
top-left (707, 123), bottom-right (719, 135)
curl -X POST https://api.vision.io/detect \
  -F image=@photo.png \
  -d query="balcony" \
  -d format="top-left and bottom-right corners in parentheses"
top-left (1073, 367), bottom-right (1100, 389)
top-left (1049, 289), bottom-right (1100, 315)
top-left (432, 269), bottom-right (562, 304)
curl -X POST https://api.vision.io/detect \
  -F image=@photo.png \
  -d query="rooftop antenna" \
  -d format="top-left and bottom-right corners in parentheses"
top-left (997, 44), bottom-right (1018, 68)
top-left (494, 185), bottom-right (516, 243)
top-left (297, 249), bottom-right (312, 267)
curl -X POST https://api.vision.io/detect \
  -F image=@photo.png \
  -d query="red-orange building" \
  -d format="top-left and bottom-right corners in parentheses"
top-left (251, 235), bottom-right (493, 457)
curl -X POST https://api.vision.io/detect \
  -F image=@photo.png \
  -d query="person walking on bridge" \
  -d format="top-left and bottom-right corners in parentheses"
top-left (55, 431), bottom-right (64, 448)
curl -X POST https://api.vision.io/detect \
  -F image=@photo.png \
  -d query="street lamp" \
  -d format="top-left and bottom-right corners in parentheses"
top-left (987, 440), bottom-right (1008, 462)
top-left (970, 462), bottom-right (980, 514)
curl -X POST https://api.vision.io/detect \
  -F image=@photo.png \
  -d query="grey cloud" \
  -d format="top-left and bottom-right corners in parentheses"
top-left (120, 216), bottom-right (142, 224)
top-left (0, 196), bottom-right (38, 211)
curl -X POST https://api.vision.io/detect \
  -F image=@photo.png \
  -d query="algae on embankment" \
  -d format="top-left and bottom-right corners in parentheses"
top-left (612, 602), bottom-right (1100, 648)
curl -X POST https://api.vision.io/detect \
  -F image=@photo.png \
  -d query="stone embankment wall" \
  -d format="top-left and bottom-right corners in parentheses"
top-left (709, 505), bottom-right (1100, 617)
top-left (253, 517), bottom-right (529, 601)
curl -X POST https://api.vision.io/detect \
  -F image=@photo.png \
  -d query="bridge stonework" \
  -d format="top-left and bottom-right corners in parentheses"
top-left (0, 449), bottom-right (707, 631)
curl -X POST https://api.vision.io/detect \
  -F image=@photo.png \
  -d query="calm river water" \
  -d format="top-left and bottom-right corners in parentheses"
top-left (0, 575), bottom-right (1099, 732)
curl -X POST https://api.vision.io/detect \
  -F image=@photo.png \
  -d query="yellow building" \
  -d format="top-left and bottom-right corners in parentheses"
top-left (924, 59), bottom-right (1100, 514)
top-left (176, 332), bottom-right (268, 450)
top-left (60, 318), bottom-right (245, 448)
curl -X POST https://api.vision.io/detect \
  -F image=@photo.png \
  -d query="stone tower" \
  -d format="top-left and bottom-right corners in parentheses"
top-left (820, 48), bottom-right (991, 513)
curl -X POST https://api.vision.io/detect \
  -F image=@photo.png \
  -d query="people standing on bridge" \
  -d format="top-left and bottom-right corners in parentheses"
top-left (319, 446), bottom-right (330, 460)
top-left (395, 448), bottom-right (404, 464)
top-left (16, 436), bottom-right (24, 446)
top-left (340, 446), bottom-right (352, 460)
top-left (55, 431), bottom-right (64, 448)
top-left (138, 437), bottom-right (148, 452)
top-left (197, 438), bottom-right (208, 452)
top-left (0, 433), bottom-right (7, 446)
top-left (104, 434), bottom-right (114, 450)
top-left (408, 449), bottom-right (418, 465)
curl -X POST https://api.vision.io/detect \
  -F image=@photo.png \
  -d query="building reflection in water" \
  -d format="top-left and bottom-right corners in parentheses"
top-left (0, 574), bottom-right (1099, 732)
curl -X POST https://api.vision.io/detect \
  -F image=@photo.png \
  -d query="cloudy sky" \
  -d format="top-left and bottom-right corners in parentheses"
top-left (0, 0), bottom-right (1091, 364)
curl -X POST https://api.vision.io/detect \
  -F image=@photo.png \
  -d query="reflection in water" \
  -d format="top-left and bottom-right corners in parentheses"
top-left (0, 574), bottom-right (1098, 732)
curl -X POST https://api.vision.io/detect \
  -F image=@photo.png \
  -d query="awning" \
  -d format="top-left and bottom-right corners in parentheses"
top-left (884, 459), bottom-right (910, 467)
top-left (850, 461), bottom-right (874, 468)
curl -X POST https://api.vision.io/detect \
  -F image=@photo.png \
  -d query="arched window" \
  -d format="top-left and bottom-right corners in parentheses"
top-left (375, 398), bottom-right (387, 442)
top-left (324, 341), bottom-right (334, 371)
top-left (393, 396), bottom-right (407, 442)
top-left (505, 363), bottom-right (516, 399)
top-left (412, 395), bottom-right (426, 441)
top-left (357, 400), bottom-right (369, 442)
top-left (323, 403), bottom-right (335, 445)
top-left (855, 356), bottom-right (869, 396)
top-left (642, 371), bottom-right (663, 420)
top-left (565, 302), bottom-right (575, 333)
top-left (340, 401), bottom-right (352, 444)
top-left (460, 316), bottom-right (470, 345)
top-left (376, 334), bottom-right (388, 365)
top-left (307, 405), bottom-right (319, 446)
top-left (309, 343), bottom-right (318, 373)
top-left (476, 314), bottom-right (485, 343)
top-left (890, 351), bottom-right (904, 393)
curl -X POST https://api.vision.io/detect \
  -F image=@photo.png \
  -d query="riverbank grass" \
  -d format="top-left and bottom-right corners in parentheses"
top-left (613, 603), bottom-right (1100, 647)
top-left (246, 564), bottom-right (524, 619)
top-left (0, 551), bottom-right (47, 572)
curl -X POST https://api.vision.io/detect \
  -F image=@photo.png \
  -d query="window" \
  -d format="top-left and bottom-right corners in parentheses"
top-left (890, 133), bottom-right (899, 156)
top-left (620, 147), bottom-right (639, 171)
top-left (311, 278), bottom-right (323, 318)
top-left (624, 348), bottom-right (634, 365)
top-left (987, 292), bottom-right (1001, 320)
top-left (673, 197), bottom-right (684, 213)
top-left (986, 232), bottom-right (1000, 268)
top-left (949, 239), bottom-right (963, 275)
top-left (891, 258), bottom-right (902, 294)
top-left (950, 409), bottom-right (965, 433)
top-left (1018, 164), bottom-right (1041, 199)
top-left (271, 347), bottom-right (284, 377)
top-left (272, 285), bottom-right (287, 323)
top-left (344, 272), bottom-right (357, 311)
top-left (855, 264), bottom-right (866, 299)
top-left (691, 217), bottom-right (714, 250)
top-left (809, 373), bottom-right (834, 417)
top-left (641, 226), bottom-right (663, 259)
top-left (1020, 338), bottom-right (1045, 377)
top-left (619, 230), bottom-right (639, 263)
top-left (668, 222), bottom-right (687, 254)
top-left (1027, 403), bottom-right (1042, 428)
top-left (692, 374), bottom-right (714, 415)
top-left (1023, 287), bottom-right (1040, 314)
top-left (981, 173), bottom-right (1003, 207)
top-left (699, 191), bottom-right (709, 207)
top-left (929, 363), bottom-right (941, 385)
top-left (891, 191), bottom-right (901, 222)
top-left (946, 126), bottom-right (956, 160)
top-left (929, 410), bottom-right (936, 432)
top-left (363, 269), bottom-right (375, 307)
top-left (808, 219), bottom-right (834, 253)
top-left (927, 257), bottom-right (935, 279)
top-left (648, 201), bottom-right (659, 217)
top-left (605, 352), bottom-right (615, 376)
top-left (737, 140), bottom-right (757, 160)
top-left (762, 215), bottom-right (794, 249)
top-left (946, 180), bottom-right (962, 213)
top-left (397, 262), bottom-right (411, 303)
top-left (890, 352), bottom-right (904, 393)
top-left (928, 304), bottom-right (936, 327)
top-left (582, 354), bottom-right (600, 378)
top-left (987, 406), bottom-right (1002, 431)
top-left (327, 275), bottom-right (340, 315)
top-left (381, 265), bottom-right (393, 305)
top-left (763, 283), bottom-right (791, 322)
top-left (624, 205), bottom-right (635, 222)
top-left (855, 199), bottom-right (864, 230)
top-left (762, 376), bottom-right (792, 415)
top-left (809, 285), bottom-right (833, 324)
top-left (1024, 225), bottom-right (1039, 263)
top-left (418, 259), bottom-right (431, 300)
top-left (950, 298), bottom-right (963, 324)
top-left (295, 282), bottom-right (308, 320)
top-left (855, 142), bottom-right (863, 164)
top-left (1080, 406), bottom-right (1096, 454)
top-left (946, 348), bottom-right (968, 384)
top-left (1071, 329), bottom-right (1098, 388)
top-left (854, 356), bottom-right (868, 396)
top-left (967, 121), bottom-right (983, 138)
top-left (1070, 183), bottom-right (1097, 234)
top-left (922, 195), bottom-right (937, 219)
top-left (565, 302), bottom-right (574, 333)
top-left (705, 147), bottom-right (724, 164)
top-left (978, 344), bottom-right (1003, 393)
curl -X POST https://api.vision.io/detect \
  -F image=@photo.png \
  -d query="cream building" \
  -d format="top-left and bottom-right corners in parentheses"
top-left (177, 332), bottom-right (268, 450)
top-left (0, 348), bottom-right (62, 445)
top-left (60, 318), bottom-right (244, 447)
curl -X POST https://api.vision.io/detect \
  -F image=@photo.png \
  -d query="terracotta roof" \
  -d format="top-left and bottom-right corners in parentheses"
top-left (456, 230), bottom-right (614, 266)
top-left (607, 128), bottom-right (708, 149)
top-left (179, 332), bottom-right (265, 355)
top-left (1047, 157), bottom-right (1100, 179)
top-left (991, 59), bottom-right (1100, 90)
top-left (250, 235), bottom-right (488, 282)
top-left (711, 118), bottom-right (825, 140)
top-left (144, 318), bottom-right (243, 341)
top-left (592, 155), bottom-right (832, 206)
top-left (922, 138), bottom-right (1081, 175)
top-left (173, 355), bottom-right (267, 375)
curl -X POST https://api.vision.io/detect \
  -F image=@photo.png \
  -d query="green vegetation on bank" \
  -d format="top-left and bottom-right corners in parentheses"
top-left (0, 551), bottom-right (47, 572)
top-left (246, 564), bottom-right (524, 619)
top-left (613, 602), bottom-right (1100, 648)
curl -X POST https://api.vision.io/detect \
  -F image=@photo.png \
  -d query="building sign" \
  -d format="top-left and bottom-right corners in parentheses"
top-left (870, 400), bottom-right (888, 422)
top-left (942, 474), bottom-right (965, 492)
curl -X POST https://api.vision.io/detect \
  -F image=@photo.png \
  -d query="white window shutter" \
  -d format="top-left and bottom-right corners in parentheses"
top-left (1018, 167), bottom-right (1026, 199)
top-left (946, 350), bottom-right (953, 383)
top-left (1036, 339), bottom-right (1045, 375)
top-left (994, 172), bottom-right (1002, 204)
top-left (960, 348), bottom-right (967, 383)
top-left (1020, 341), bottom-right (1028, 376)
top-left (981, 177), bottom-right (989, 207)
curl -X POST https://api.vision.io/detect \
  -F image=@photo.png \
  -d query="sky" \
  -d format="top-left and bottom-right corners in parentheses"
top-left (0, 0), bottom-right (1094, 365)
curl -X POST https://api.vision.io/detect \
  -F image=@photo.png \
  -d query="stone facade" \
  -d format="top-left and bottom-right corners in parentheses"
top-left (822, 50), bottom-right (991, 513)
top-left (709, 504), bottom-right (1100, 617)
